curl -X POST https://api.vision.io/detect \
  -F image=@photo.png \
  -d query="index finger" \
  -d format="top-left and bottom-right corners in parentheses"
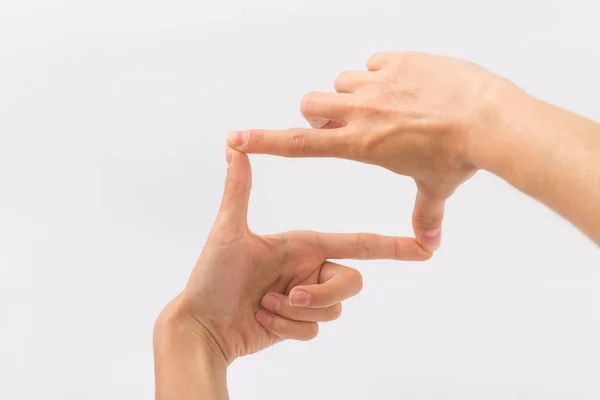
top-left (315, 232), bottom-right (432, 261)
top-left (226, 127), bottom-right (356, 159)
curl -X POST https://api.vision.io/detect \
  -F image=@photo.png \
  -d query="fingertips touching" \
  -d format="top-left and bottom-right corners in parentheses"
top-left (412, 190), bottom-right (445, 253)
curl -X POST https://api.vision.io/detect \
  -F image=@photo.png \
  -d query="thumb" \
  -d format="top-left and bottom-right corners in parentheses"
top-left (215, 146), bottom-right (252, 235)
top-left (412, 189), bottom-right (445, 252)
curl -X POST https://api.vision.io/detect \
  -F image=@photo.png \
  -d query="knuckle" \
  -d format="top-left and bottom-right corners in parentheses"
top-left (417, 213), bottom-right (444, 231)
top-left (397, 50), bottom-right (421, 63)
top-left (368, 51), bottom-right (386, 64)
top-left (305, 323), bottom-right (319, 340)
top-left (246, 130), bottom-right (263, 149)
top-left (286, 130), bottom-right (309, 151)
top-left (300, 92), bottom-right (319, 117)
top-left (352, 269), bottom-right (364, 293)
top-left (357, 102), bottom-right (381, 119)
top-left (359, 129), bottom-right (386, 160)
top-left (393, 238), bottom-right (402, 260)
top-left (224, 174), bottom-right (250, 195)
top-left (355, 233), bottom-right (373, 259)
top-left (335, 126), bottom-right (365, 161)
top-left (334, 71), bottom-right (350, 90)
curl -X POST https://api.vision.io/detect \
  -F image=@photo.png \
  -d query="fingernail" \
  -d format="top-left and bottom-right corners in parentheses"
top-left (262, 294), bottom-right (280, 312)
top-left (227, 131), bottom-right (249, 148)
top-left (225, 147), bottom-right (232, 166)
top-left (419, 229), bottom-right (441, 251)
top-left (289, 290), bottom-right (311, 307)
top-left (256, 310), bottom-right (272, 325)
top-left (307, 117), bottom-right (330, 129)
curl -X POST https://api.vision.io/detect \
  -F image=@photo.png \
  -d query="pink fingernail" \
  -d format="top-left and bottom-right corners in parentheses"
top-left (289, 290), bottom-right (311, 307)
top-left (262, 294), bottom-right (280, 312)
top-left (307, 117), bottom-right (330, 129)
top-left (227, 131), bottom-right (249, 148)
top-left (419, 229), bottom-right (441, 251)
top-left (256, 310), bottom-right (272, 325)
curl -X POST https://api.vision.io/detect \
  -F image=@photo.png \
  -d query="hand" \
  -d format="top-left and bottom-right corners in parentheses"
top-left (226, 51), bottom-right (519, 251)
top-left (156, 148), bottom-right (431, 365)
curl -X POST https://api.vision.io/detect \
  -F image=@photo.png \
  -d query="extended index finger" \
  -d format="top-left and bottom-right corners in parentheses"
top-left (226, 127), bottom-right (356, 158)
top-left (315, 232), bottom-right (432, 261)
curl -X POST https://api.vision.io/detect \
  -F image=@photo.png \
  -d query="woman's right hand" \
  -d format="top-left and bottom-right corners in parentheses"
top-left (227, 51), bottom-right (523, 251)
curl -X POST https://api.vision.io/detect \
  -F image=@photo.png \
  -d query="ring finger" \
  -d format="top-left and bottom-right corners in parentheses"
top-left (334, 70), bottom-right (376, 93)
top-left (301, 91), bottom-right (353, 128)
top-left (261, 292), bottom-right (343, 322)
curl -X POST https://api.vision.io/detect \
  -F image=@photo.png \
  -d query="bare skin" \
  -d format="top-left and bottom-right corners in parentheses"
top-left (227, 51), bottom-right (600, 247)
top-left (153, 149), bottom-right (431, 400)
top-left (155, 52), bottom-right (600, 400)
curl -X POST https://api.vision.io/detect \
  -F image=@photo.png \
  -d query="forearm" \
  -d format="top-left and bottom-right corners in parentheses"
top-left (472, 85), bottom-right (600, 244)
top-left (153, 300), bottom-right (229, 400)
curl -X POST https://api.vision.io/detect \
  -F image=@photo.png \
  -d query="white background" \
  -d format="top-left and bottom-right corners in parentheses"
top-left (1, 0), bottom-right (600, 399)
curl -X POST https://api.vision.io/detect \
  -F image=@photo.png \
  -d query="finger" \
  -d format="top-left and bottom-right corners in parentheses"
top-left (227, 127), bottom-right (355, 158)
top-left (301, 91), bottom-right (352, 123)
top-left (366, 52), bottom-right (394, 71)
top-left (334, 71), bottom-right (375, 93)
top-left (412, 189), bottom-right (444, 252)
top-left (321, 120), bottom-right (345, 129)
top-left (262, 292), bottom-right (342, 322)
top-left (304, 118), bottom-right (347, 129)
top-left (256, 310), bottom-right (319, 341)
top-left (214, 147), bottom-right (252, 236)
top-left (305, 117), bottom-right (331, 129)
top-left (313, 232), bottom-right (432, 261)
top-left (289, 262), bottom-right (362, 308)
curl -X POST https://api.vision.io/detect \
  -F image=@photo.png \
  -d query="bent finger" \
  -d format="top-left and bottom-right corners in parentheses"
top-left (289, 262), bottom-right (363, 308)
top-left (256, 310), bottom-right (319, 341)
top-left (288, 262), bottom-right (362, 308)
top-left (334, 70), bottom-right (375, 93)
top-left (301, 91), bottom-right (352, 122)
top-left (366, 52), bottom-right (394, 71)
top-left (262, 292), bottom-right (342, 322)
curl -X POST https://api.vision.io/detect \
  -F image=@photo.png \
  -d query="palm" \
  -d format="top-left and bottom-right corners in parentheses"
top-left (187, 231), bottom-right (335, 361)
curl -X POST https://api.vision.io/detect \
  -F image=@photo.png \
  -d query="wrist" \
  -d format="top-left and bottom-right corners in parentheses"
top-left (154, 295), bottom-right (228, 369)
top-left (464, 77), bottom-right (533, 173)
top-left (154, 296), bottom-right (229, 399)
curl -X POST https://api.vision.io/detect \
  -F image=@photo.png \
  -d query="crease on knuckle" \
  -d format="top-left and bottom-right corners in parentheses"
top-left (418, 213), bottom-right (444, 231)
top-left (286, 130), bottom-right (309, 152)
top-left (248, 130), bottom-right (266, 150)
top-left (392, 238), bottom-right (403, 260)
top-left (355, 233), bottom-right (373, 259)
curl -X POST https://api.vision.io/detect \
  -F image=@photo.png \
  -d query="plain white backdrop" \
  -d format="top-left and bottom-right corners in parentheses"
top-left (1, 0), bottom-right (599, 398)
